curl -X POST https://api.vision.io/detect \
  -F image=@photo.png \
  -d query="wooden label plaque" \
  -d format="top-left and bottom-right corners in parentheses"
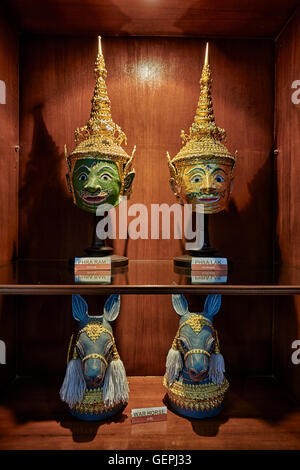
top-left (131, 406), bottom-right (167, 424)
top-left (74, 256), bottom-right (111, 271)
top-left (191, 257), bottom-right (228, 271)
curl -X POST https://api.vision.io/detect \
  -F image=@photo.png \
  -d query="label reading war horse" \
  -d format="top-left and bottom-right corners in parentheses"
top-left (164, 294), bottom-right (229, 418)
top-left (60, 294), bottom-right (129, 421)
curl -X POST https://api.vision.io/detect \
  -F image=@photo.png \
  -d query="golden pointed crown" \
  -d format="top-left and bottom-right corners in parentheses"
top-left (167, 43), bottom-right (237, 175)
top-left (66, 36), bottom-right (135, 191)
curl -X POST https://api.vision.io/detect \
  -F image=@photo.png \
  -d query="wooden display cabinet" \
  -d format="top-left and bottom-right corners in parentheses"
top-left (0, 0), bottom-right (300, 450)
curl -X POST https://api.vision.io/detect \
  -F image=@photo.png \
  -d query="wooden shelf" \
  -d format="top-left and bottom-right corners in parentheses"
top-left (0, 259), bottom-right (300, 295)
top-left (0, 376), bottom-right (299, 450)
top-left (2, 285), bottom-right (300, 295)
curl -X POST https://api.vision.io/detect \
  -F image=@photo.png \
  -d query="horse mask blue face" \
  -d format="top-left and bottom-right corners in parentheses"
top-left (60, 294), bottom-right (129, 410)
top-left (72, 294), bottom-right (120, 388)
top-left (166, 294), bottom-right (225, 386)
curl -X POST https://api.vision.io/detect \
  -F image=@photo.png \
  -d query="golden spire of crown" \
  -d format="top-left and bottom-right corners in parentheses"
top-left (168, 43), bottom-right (236, 169)
top-left (183, 42), bottom-right (226, 143)
top-left (74, 36), bottom-right (127, 146)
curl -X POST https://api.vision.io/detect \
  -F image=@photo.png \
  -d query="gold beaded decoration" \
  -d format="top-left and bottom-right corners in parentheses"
top-left (80, 322), bottom-right (105, 342)
top-left (71, 388), bottom-right (126, 415)
top-left (183, 314), bottom-right (212, 335)
top-left (163, 374), bottom-right (229, 412)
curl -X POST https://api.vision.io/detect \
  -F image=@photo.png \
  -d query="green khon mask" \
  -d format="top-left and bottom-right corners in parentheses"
top-left (72, 159), bottom-right (122, 213)
top-left (65, 36), bottom-right (136, 214)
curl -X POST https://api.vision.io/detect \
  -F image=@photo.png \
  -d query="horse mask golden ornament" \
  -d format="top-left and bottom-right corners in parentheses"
top-left (65, 37), bottom-right (136, 214)
top-left (167, 43), bottom-right (237, 214)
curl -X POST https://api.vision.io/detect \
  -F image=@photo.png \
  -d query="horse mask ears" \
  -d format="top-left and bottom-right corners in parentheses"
top-left (103, 295), bottom-right (121, 322)
top-left (172, 294), bottom-right (189, 316)
top-left (203, 294), bottom-right (222, 321)
top-left (72, 295), bottom-right (88, 323)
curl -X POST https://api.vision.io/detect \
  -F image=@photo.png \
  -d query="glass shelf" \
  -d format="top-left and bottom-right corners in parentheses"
top-left (0, 259), bottom-right (299, 295)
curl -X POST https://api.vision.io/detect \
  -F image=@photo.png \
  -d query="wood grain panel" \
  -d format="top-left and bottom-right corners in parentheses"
top-left (19, 36), bottom-right (274, 376)
top-left (0, 7), bottom-right (18, 388)
top-left (5, 0), bottom-right (299, 38)
top-left (274, 7), bottom-right (300, 402)
top-left (0, 7), bottom-right (19, 263)
top-left (275, 8), bottom-right (300, 268)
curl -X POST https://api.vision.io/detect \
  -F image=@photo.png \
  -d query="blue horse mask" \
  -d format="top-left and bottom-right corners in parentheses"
top-left (60, 294), bottom-right (129, 421)
top-left (164, 294), bottom-right (229, 419)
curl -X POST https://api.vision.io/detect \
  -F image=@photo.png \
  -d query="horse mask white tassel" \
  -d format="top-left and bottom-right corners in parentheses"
top-left (60, 353), bottom-right (86, 408)
top-left (102, 295), bottom-right (129, 407)
top-left (165, 294), bottom-right (188, 384)
top-left (60, 294), bottom-right (129, 421)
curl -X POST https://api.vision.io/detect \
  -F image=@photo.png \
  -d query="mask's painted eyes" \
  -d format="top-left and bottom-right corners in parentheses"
top-left (100, 173), bottom-right (113, 182)
top-left (78, 173), bottom-right (88, 182)
top-left (214, 175), bottom-right (225, 183)
top-left (190, 175), bottom-right (202, 184)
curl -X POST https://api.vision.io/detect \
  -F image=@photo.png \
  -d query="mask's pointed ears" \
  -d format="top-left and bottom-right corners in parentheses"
top-left (172, 294), bottom-right (188, 316)
top-left (204, 294), bottom-right (221, 320)
top-left (66, 173), bottom-right (72, 193)
top-left (123, 172), bottom-right (135, 194)
top-left (103, 295), bottom-right (121, 322)
top-left (72, 295), bottom-right (88, 323)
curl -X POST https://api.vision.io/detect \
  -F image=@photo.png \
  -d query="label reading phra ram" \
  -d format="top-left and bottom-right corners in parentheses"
top-left (74, 257), bottom-right (111, 271)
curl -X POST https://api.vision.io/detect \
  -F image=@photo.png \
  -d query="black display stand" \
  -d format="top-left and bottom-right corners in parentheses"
top-left (174, 214), bottom-right (218, 268)
top-left (71, 214), bottom-right (128, 268)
